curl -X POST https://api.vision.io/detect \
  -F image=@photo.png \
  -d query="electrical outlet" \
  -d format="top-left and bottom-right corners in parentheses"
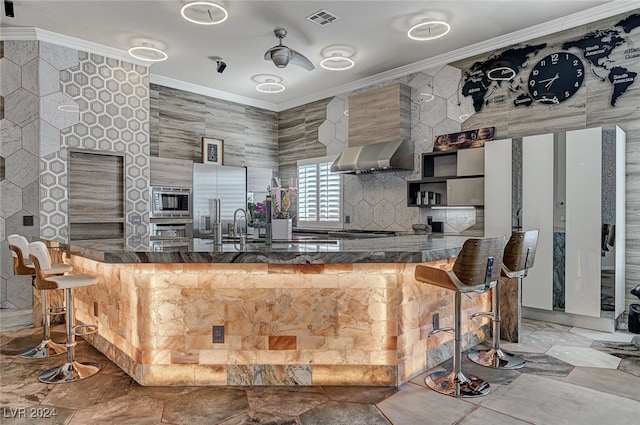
top-left (345, 215), bottom-right (351, 224)
top-left (93, 302), bottom-right (99, 317)
top-left (212, 325), bottom-right (224, 343)
top-left (433, 313), bottom-right (439, 330)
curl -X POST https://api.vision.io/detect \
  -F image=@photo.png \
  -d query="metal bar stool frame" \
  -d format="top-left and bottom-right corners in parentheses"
top-left (415, 236), bottom-right (505, 398)
top-left (467, 230), bottom-right (539, 369)
top-left (28, 241), bottom-right (101, 384)
top-left (8, 234), bottom-right (70, 359)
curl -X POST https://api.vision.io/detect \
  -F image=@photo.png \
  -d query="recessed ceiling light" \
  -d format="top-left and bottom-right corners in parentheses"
top-left (320, 55), bottom-right (355, 71)
top-left (128, 45), bottom-right (168, 62)
top-left (181, 1), bottom-right (228, 25)
top-left (408, 20), bottom-right (451, 41)
top-left (256, 80), bottom-right (285, 93)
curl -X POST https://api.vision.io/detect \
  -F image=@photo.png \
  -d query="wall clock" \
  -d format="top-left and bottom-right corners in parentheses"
top-left (528, 52), bottom-right (585, 104)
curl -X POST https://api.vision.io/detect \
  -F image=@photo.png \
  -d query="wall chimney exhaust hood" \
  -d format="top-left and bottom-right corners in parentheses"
top-left (331, 82), bottom-right (414, 174)
top-left (330, 139), bottom-right (414, 174)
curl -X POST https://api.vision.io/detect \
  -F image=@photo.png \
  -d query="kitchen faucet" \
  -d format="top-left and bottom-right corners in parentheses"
top-left (233, 208), bottom-right (248, 239)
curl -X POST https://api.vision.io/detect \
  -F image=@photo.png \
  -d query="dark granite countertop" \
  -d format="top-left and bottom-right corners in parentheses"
top-left (55, 234), bottom-right (472, 264)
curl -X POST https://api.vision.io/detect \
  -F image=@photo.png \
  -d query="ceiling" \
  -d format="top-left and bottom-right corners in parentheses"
top-left (1, 1), bottom-right (633, 111)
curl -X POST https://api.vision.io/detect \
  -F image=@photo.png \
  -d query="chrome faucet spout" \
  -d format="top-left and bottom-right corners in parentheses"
top-left (233, 208), bottom-right (248, 237)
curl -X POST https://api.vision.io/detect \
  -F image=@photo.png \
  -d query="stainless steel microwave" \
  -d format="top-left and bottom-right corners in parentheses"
top-left (150, 187), bottom-right (192, 218)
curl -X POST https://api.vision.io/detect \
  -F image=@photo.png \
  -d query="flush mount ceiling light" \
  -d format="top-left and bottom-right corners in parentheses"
top-left (408, 20), bottom-right (451, 41)
top-left (181, 1), bottom-right (228, 25)
top-left (256, 80), bottom-right (285, 93)
top-left (320, 45), bottom-right (356, 71)
top-left (320, 54), bottom-right (355, 71)
top-left (254, 75), bottom-right (285, 93)
top-left (128, 45), bottom-right (168, 62)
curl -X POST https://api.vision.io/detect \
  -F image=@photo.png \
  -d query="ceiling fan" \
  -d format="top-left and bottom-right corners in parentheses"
top-left (264, 28), bottom-right (315, 71)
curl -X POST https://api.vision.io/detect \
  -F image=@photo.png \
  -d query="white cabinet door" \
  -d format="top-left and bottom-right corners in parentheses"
top-left (457, 147), bottom-right (485, 176)
top-left (522, 134), bottom-right (554, 311)
top-left (446, 177), bottom-right (484, 206)
top-left (484, 139), bottom-right (512, 238)
top-left (565, 128), bottom-right (602, 318)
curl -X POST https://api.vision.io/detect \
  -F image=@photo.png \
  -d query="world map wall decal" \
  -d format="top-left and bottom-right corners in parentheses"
top-left (460, 12), bottom-right (640, 112)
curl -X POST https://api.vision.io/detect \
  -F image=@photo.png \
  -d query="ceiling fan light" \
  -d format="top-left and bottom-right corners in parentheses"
top-left (256, 81), bottom-right (285, 93)
top-left (407, 20), bottom-right (451, 41)
top-left (127, 45), bottom-right (168, 62)
top-left (320, 55), bottom-right (355, 71)
top-left (270, 50), bottom-right (292, 68)
top-left (181, 1), bottom-right (228, 25)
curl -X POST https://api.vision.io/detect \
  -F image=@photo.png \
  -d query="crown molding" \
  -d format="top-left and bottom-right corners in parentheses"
top-left (0, 27), bottom-right (150, 67)
top-left (150, 75), bottom-right (279, 112)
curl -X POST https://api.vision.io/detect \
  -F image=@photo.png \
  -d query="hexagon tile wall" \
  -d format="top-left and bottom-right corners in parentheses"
top-left (1, 40), bottom-right (150, 311)
top-left (41, 45), bottom-right (151, 249)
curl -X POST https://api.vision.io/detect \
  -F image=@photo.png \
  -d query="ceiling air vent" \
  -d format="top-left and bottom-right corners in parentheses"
top-left (306, 9), bottom-right (340, 27)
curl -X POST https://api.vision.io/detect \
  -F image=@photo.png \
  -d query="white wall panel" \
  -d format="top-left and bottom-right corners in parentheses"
top-left (565, 128), bottom-right (601, 317)
top-left (522, 134), bottom-right (554, 310)
top-left (484, 139), bottom-right (512, 238)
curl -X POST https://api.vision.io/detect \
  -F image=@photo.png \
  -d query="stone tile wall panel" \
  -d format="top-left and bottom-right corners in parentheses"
top-left (0, 40), bottom-right (40, 308)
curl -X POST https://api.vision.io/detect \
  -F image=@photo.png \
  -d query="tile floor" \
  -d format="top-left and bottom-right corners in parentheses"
top-left (0, 319), bottom-right (638, 425)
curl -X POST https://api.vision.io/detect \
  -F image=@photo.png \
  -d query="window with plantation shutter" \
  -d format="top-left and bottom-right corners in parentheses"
top-left (297, 155), bottom-right (341, 226)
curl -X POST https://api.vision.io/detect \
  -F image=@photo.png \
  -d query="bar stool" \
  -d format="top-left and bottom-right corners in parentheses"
top-left (8, 234), bottom-right (71, 359)
top-left (28, 241), bottom-right (101, 383)
top-left (415, 236), bottom-right (505, 398)
top-left (467, 230), bottom-right (539, 369)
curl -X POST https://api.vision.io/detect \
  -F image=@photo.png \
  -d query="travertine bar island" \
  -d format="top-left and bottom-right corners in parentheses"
top-left (48, 234), bottom-right (493, 386)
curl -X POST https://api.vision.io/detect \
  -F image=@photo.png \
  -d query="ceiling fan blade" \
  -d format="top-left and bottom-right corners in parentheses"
top-left (290, 50), bottom-right (315, 71)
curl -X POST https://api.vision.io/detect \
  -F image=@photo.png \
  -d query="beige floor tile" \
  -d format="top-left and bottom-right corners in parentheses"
top-left (482, 374), bottom-right (640, 425)
top-left (546, 345), bottom-right (621, 369)
top-left (377, 382), bottom-right (475, 425)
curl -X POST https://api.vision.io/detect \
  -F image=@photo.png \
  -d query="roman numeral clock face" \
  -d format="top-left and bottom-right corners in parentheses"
top-left (528, 52), bottom-right (585, 104)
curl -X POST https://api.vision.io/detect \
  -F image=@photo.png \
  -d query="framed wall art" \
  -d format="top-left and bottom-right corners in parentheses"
top-left (433, 127), bottom-right (495, 152)
top-left (202, 137), bottom-right (224, 165)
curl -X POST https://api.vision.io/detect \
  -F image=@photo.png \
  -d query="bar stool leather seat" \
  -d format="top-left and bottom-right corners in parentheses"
top-left (415, 236), bottom-right (505, 398)
top-left (8, 234), bottom-right (71, 358)
top-left (28, 241), bottom-right (101, 384)
top-left (467, 230), bottom-right (539, 369)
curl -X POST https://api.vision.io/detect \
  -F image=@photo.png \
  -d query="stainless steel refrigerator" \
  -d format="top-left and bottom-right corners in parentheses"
top-left (193, 164), bottom-right (247, 238)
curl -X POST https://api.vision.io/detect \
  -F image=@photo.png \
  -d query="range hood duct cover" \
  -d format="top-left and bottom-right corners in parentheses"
top-left (330, 139), bottom-right (414, 174)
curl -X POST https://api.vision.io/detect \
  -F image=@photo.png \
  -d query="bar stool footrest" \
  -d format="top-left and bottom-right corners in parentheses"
top-left (425, 369), bottom-right (491, 398)
top-left (72, 324), bottom-right (98, 337)
top-left (470, 311), bottom-right (494, 320)
top-left (47, 305), bottom-right (66, 316)
top-left (427, 326), bottom-right (454, 337)
top-left (467, 347), bottom-right (526, 369)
